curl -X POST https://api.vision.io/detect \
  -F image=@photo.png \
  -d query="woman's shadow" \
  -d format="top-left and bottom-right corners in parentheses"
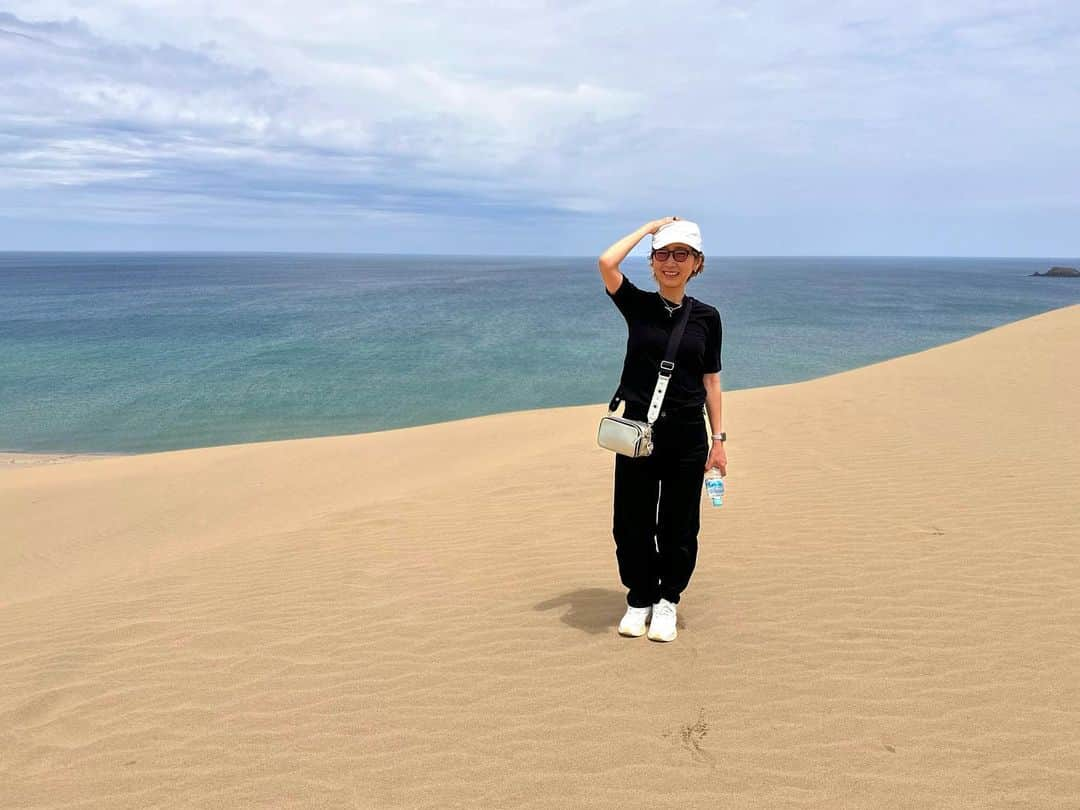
top-left (534, 588), bottom-right (626, 635)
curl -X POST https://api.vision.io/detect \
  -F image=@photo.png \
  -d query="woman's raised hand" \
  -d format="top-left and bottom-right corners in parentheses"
top-left (647, 216), bottom-right (679, 234)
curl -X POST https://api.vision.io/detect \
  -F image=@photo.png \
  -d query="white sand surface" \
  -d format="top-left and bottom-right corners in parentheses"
top-left (1, 304), bottom-right (1078, 809)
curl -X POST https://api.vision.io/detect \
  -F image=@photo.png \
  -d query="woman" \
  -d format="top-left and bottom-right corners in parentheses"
top-left (598, 217), bottom-right (727, 642)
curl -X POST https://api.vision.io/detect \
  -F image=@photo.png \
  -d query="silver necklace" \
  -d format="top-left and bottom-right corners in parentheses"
top-left (657, 292), bottom-right (684, 316)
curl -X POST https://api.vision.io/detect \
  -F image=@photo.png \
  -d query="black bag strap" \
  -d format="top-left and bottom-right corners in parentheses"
top-left (609, 297), bottom-right (694, 413)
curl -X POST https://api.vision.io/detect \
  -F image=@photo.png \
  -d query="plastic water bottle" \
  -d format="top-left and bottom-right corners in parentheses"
top-left (705, 469), bottom-right (725, 507)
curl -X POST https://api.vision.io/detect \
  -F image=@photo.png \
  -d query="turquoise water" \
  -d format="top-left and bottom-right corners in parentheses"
top-left (1, 253), bottom-right (1076, 454)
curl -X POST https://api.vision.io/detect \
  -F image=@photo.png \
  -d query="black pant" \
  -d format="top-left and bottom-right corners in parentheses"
top-left (612, 404), bottom-right (709, 607)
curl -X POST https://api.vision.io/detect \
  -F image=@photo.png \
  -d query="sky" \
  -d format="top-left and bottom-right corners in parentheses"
top-left (1, 1), bottom-right (1078, 256)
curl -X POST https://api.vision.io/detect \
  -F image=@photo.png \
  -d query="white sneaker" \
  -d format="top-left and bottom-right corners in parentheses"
top-left (647, 598), bottom-right (678, 642)
top-left (618, 604), bottom-right (652, 637)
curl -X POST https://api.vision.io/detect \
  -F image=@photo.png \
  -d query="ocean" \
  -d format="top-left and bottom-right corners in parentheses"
top-left (1, 253), bottom-right (1077, 455)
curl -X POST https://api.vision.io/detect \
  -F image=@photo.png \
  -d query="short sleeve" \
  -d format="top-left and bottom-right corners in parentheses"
top-left (704, 311), bottom-right (722, 373)
top-left (605, 274), bottom-right (649, 321)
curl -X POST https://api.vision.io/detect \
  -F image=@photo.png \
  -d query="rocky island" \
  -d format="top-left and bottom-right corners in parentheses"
top-left (1031, 266), bottom-right (1080, 277)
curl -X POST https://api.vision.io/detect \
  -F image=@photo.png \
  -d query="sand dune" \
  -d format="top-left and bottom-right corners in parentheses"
top-left (2, 304), bottom-right (1078, 809)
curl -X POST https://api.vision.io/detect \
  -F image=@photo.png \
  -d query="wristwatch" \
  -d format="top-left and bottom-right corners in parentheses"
top-left (712, 432), bottom-right (726, 442)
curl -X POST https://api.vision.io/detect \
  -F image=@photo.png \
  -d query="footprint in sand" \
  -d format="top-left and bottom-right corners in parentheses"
top-left (662, 707), bottom-right (717, 767)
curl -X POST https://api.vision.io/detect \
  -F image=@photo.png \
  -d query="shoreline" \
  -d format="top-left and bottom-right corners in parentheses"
top-left (0, 451), bottom-right (130, 469)
top-left (3, 302), bottom-right (1075, 463)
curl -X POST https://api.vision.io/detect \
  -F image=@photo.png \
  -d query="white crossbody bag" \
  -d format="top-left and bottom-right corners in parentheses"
top-left (597, 298), bottom-right (693, 458)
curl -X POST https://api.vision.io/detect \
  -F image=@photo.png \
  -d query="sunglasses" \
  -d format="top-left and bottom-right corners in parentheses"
top-left (651, 248), bottom-right (696, 262)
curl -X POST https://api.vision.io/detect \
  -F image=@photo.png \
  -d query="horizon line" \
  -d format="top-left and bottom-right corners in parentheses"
top-left (1, 250), bottom-right (1077, 261)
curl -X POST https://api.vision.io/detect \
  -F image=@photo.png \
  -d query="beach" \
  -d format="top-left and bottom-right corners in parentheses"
top-left (1, 303), bottom-right (1078, 808)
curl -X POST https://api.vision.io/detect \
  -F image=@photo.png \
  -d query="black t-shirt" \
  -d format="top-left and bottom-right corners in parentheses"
top-left (606, 274), bottom-right (722, 419)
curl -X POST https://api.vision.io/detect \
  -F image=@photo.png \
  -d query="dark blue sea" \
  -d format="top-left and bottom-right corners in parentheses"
top-left (1, 253), bottom-right (1076, 454)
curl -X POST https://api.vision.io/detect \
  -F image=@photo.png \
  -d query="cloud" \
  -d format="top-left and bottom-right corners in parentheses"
top-left (0, 7), bottom-right (641, 228)
top-left (1, 1), bottom-right (1078, 253)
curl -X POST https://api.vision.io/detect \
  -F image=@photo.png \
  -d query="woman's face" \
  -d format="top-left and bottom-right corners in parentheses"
top-left (651, 242), bottom-right (703, 289)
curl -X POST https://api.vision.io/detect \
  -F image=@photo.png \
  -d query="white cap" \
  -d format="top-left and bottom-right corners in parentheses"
top-left (652, 219), bottom-right (703, 252)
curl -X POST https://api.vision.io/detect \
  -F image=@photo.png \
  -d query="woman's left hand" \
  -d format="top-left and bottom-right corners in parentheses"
top-left (705, 441), bottom-right (727, 476)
